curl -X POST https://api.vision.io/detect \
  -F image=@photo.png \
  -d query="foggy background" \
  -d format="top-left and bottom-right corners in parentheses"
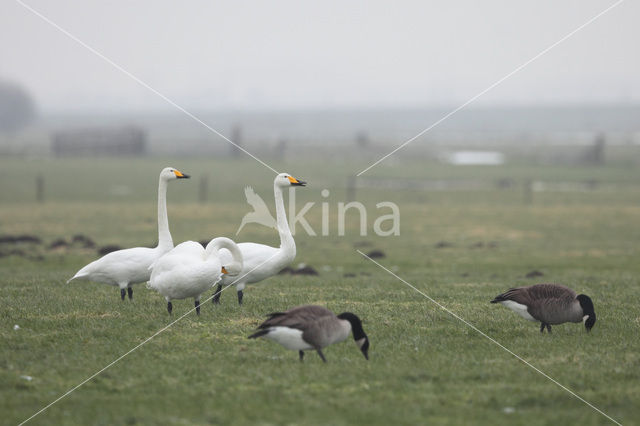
top-left (1, 0), bottom-right (639, 159)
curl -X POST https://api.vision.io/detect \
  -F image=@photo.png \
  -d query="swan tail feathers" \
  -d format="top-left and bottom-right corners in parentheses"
top-left (67, 271), bottom-right (87, 283)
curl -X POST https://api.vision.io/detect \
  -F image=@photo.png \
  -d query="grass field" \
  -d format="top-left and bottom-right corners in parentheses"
top-left (1, 156), bottom-right (640, 425)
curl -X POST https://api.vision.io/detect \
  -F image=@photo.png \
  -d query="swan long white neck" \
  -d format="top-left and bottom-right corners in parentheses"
top-left (205, 237), bottom-right (240, 259)
top-left (274, 184), bottom-right (295, 253)
top-left (157, 176), bottom-right (173, 249)
top-left (206, 237), bottom-right (243, 272)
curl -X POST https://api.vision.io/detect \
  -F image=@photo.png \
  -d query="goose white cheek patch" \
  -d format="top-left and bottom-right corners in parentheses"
top-left (583, 315), bottom-right (589, 323)
top-left (356, 337), bottom-right (366, 348)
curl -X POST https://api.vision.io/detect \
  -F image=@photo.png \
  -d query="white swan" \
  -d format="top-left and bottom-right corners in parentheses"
top-left (67, 167), bottom-right (190, 300)
top-left (148, 237), bottom-right (243, 315)
top-left (213, 173), bottom-right (306, 305)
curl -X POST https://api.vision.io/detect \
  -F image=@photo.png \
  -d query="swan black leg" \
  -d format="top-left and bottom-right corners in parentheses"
top-left (316, 349), bottom-right (327, 363)
top-left (167, 301), bottom-right (173, 315)
top-left (127, 287), bottom-right (133, 300)
top-left (237, 290), bottom-right (244, 305)
top-left (195, 300), bottom-right (200, 315)
top-left (120, 289), bottom-right (126, 301)
top-left (213, 283), bottom-right (223, 304)
top-left (299, 351), bottom-right (305, 362)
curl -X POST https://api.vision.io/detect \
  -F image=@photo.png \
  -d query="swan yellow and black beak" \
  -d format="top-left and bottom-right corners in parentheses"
top-left (288, 176), bottom-right (306, 186)
top-left (221, 266), bottom-right (228, 274)
top-left (174, 170), bottom-right (190, 179)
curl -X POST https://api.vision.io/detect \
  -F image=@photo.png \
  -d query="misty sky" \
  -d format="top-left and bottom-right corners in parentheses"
top-left (1, 0), bottom-right (639, 112)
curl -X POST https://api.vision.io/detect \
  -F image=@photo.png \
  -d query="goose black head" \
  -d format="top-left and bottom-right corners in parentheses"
top-left (337, 312), bottom-right (369, 360)
top-left (576, 294), bottom-right (596, 332)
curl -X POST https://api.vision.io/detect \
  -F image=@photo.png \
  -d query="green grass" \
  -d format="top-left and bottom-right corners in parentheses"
top-left (1, 156), bottom-right (640, 425)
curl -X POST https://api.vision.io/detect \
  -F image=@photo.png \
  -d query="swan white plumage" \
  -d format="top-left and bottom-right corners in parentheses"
top-left (67, 167), bottom-right (190, 300)
top-left (148, 237), bottom-right (243, 314)
top-left (213, 173), bottom-right (306, 305)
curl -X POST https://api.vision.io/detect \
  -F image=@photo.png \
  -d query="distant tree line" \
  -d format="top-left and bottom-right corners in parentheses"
top-left (0, 79), bottom-right (37, 133)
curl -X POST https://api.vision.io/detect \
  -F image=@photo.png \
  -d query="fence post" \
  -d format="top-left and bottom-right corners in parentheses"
top-left (36, 174), bottom-right (44, 203)
top-left (230, 124), bottom-right (242, 157)
top-left (523, 179), bottom-right (532, 205)
top-left (347, 175), bottom-right (357, 202)
top-left (198, 175), bottom-right (209, 204)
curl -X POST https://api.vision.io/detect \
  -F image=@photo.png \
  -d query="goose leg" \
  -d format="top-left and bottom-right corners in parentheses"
top-left (195, 300), bottom-right (200, 315)
top-left (299, 351), bottom-right (305, 362)
top-left (213, 284), bottom-right (223, 304)
top-left (237, 290), bottom-right (244, 305)
top-left (316, 349), bottom-right (327, 363)
top-left (546, 324), bottom-right (552, 333)
top-left (540, 323), bottom-right (545, 333)
top-left (120, 289), bottom-right (126, 301)
top-left (167, 301), bottom-right (173, 315)
top-left (127, 287), bottom-right (133, 300)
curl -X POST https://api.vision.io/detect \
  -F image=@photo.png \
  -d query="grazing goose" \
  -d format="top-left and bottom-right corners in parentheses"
top-left (491, 284), bottom-right (596, 333)
top-left (248, 305), bottom-right (370, 362)
top-left (213, 173), bottom-right (306, 305)
top-left (148, 237), bottom-right (243, 315)
top-left (67, 167), bottom-right (189, 300)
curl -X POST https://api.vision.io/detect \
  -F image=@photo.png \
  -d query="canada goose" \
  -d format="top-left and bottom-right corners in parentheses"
top-left (67, 167), bottom-right (189, 300)
top-left (214, 173), bottom-right (306, 305)
top-left (491, 284), bottom-right (596, 333)
top-left (248, 305), bottom-right (369, 362)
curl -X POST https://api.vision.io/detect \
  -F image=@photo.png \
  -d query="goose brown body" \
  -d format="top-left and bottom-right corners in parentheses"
top-left (248, 305), bottom-right (370, 362)
top-left (491, 284), bottom-right (596, 332)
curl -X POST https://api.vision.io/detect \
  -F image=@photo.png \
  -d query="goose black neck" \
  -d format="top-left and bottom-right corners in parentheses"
top-left (577, 294), bottom-right (597, 330)
top-left (338, 312), bottom-right (366, 340)
top-left (576, 294), bottom-right (595, 316)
